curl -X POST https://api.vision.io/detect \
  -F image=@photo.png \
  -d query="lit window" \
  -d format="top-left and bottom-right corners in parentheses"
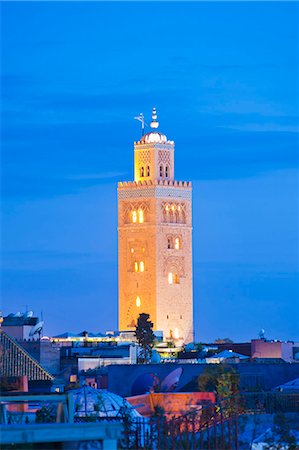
top-left (174, 328), bottom-right (179, 339)
top-left (134, 262), bottom-right (138, 272)
top-left (132, 211), bottom-right (137, 223)
top-left (140, 166), bottom-right (144, 177)
top-left (70, 375), bottom-right (77, 383)
top-left (147, 165), bottom-right (150, 177)
top-left (159, 165), bottom-right (163, 177)
top-left (136, 296), bottom-right (141, 307)
top-left (138, 209), bottom-right (144, 223)
top-left (168, 272), bottom-right (173, 284)
top-left (142, 247), bottom-right (145, 253)
top-left (174, 238), bottom-right (180, 250)
top-left (165, 165), bottom-right (169, 178)
top-left (165, 205), bottom-right (169, 212)
top-left (178, 206), bottom-right (181, 211)
top-left (174, 274), bottom-right (180, 284)
top-left (171, 204), bottom-right (175, 211)
top-left (139, 261), bottom-right (145, 272)
top-left (131, 248), bottom-right (134, 253)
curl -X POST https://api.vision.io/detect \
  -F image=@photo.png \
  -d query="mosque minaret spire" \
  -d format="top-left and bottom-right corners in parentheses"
top-left (118, 108), bottom-right (193, 344)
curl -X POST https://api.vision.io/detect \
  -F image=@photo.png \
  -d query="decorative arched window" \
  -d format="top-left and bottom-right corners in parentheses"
top-left (174, 237), bottom-right (180, 250)
top-left (136, 296), bottom-right (141, 307)
top-left (159, 165), bottom-right (163, 177)
top-left (140, 166), bottom-right (145, 177)
top-left (146, 165), bottom-right (150, 177)
top-left (168, 272), bottom-right (180, 284)
top-left (132, 210), bottom-right (137, 223)
top-left (138, 209), bottom-right (144, 223)
top-left (165, 165), bottom-right (169, 178)
top-left (139, 261), bottom-right (145, 272)
top-left (167, 237), bottom-right (172, 249)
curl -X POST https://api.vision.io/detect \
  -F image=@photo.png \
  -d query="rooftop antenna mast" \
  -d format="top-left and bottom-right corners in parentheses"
top-left (134, 112), bottom-right (146, 136)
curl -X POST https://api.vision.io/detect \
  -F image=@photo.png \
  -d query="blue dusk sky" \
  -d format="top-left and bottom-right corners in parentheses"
top-left (1, 2), bottom-right (298, 342)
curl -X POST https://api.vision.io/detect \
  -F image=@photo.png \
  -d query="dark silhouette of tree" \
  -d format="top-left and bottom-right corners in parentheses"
top-left (135, 313), bottom-right (155, 363)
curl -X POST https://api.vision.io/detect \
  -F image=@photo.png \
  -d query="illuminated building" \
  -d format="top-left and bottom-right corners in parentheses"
top-left (118, 109), bottom-right (193, 344)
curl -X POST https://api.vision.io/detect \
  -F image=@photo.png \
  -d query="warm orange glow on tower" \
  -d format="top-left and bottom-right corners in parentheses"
top-left (118, 109), bottom-right (193, 344)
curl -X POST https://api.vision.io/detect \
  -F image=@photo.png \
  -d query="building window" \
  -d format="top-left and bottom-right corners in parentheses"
top-left (138, 209), bottom-right (144, 223)
top-left (146, 165), bottom-right (150, 177)
top-left (174, 237), bottom-right (180, 250)
top-left (139, 261), bottom-right (145, 272)
top-left (132, 210), bottom-right (137, 223)
top-left (167, 315), bottom-right (169, 319)
top-left (136, 296), bottom-right (141, 307)
top-left (174, 328), bottom-right (179, 339)
top-left (174, 274), bottom-right (180, 284)
top-left (167, 237), bottom-right (173, 249)
top-left (159, 165), bottom-right (163, 177)
top-left (168, 272), bottom-right (180, 284)
top-left (70, 375), bottom-right (77, 383)
top-left (134, 262), bottom-right (138, 272)
top-left (165, 165), bottom-right (169, 178)
top-left (140, 166), bottom-right (145, 177)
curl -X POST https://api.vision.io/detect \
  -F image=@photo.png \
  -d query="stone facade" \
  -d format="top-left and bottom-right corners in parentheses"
top-left (118, 112), bottom-right (193, 344)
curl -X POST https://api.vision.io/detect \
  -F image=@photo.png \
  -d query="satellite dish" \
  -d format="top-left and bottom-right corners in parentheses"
top-left (29, 321), bottom-right (44, 337)
top-left (259, 329), bottom-right (265, 340)
top-left (160, 367), bottom-right (183, 392)
top-left (25, 311), bottom-right (34, 318)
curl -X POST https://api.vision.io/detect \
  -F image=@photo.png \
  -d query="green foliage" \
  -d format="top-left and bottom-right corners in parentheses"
top-left (198, 364), bottom-right (240, 416)
top-left (35, 404), bottom-right (56, 423)
top-left (135, 313), bottom-right (155, 363)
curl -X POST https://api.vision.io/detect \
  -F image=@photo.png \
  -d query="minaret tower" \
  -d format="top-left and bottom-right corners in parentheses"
top-left (118, 109), bottom-right (193, 344)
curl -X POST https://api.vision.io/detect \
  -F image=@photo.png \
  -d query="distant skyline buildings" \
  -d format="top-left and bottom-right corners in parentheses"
top-left (1, 2), bottom-right (298, 342)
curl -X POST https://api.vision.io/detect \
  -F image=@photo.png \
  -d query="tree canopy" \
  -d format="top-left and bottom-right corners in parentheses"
top-left (135, 313), bottom-right (155, 363)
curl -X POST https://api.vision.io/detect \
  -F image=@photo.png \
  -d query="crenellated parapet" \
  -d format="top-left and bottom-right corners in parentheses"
top-left (118, 180), bottom-right (192, 188)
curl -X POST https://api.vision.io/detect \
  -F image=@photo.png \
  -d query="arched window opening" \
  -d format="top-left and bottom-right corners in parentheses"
top-left (138, 209), bottom-right (144, 223)
top-left (167, 237), bottom-right (172, 249)
top-left (134, 262), bottom-right (138, 272)
top-left (173, 273), bottom-right (180, 284)
top-left (139, 261), bottom-right (145, 272)
top-left (159, 165), bottom-right (163, 177)
top-left (140, 166), bottom-right (145, 177)
top-left (136, 296), bottom-right (141, 307)
top-left (174, 328), bottom-right (179, 339)
top-left (168, 272), bottom-right (180, 284)
top-left (146, 165), bottom-right (150, 177)
top-left (165, 165), bottom-right (169, 178)
top-left (132, 210), bottom-right (137, 223)
top-left (174, 237), bottom-right (180, 250)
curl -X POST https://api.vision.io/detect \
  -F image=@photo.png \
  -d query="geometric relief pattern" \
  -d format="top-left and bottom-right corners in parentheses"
top-left (118, 187), bottom-right (191, 200)
top-left (163, 256), bottom-right (185, 277)
top-left (122, 201), bottom-right (150, 224)
top-left (158, 150), bottom-right (171, 166)
top-left (137, 150), bottom-right (151, 166)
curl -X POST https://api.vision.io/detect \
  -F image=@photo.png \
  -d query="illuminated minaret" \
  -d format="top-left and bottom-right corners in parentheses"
top-left (118, 109), bottom-right (193, 344)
